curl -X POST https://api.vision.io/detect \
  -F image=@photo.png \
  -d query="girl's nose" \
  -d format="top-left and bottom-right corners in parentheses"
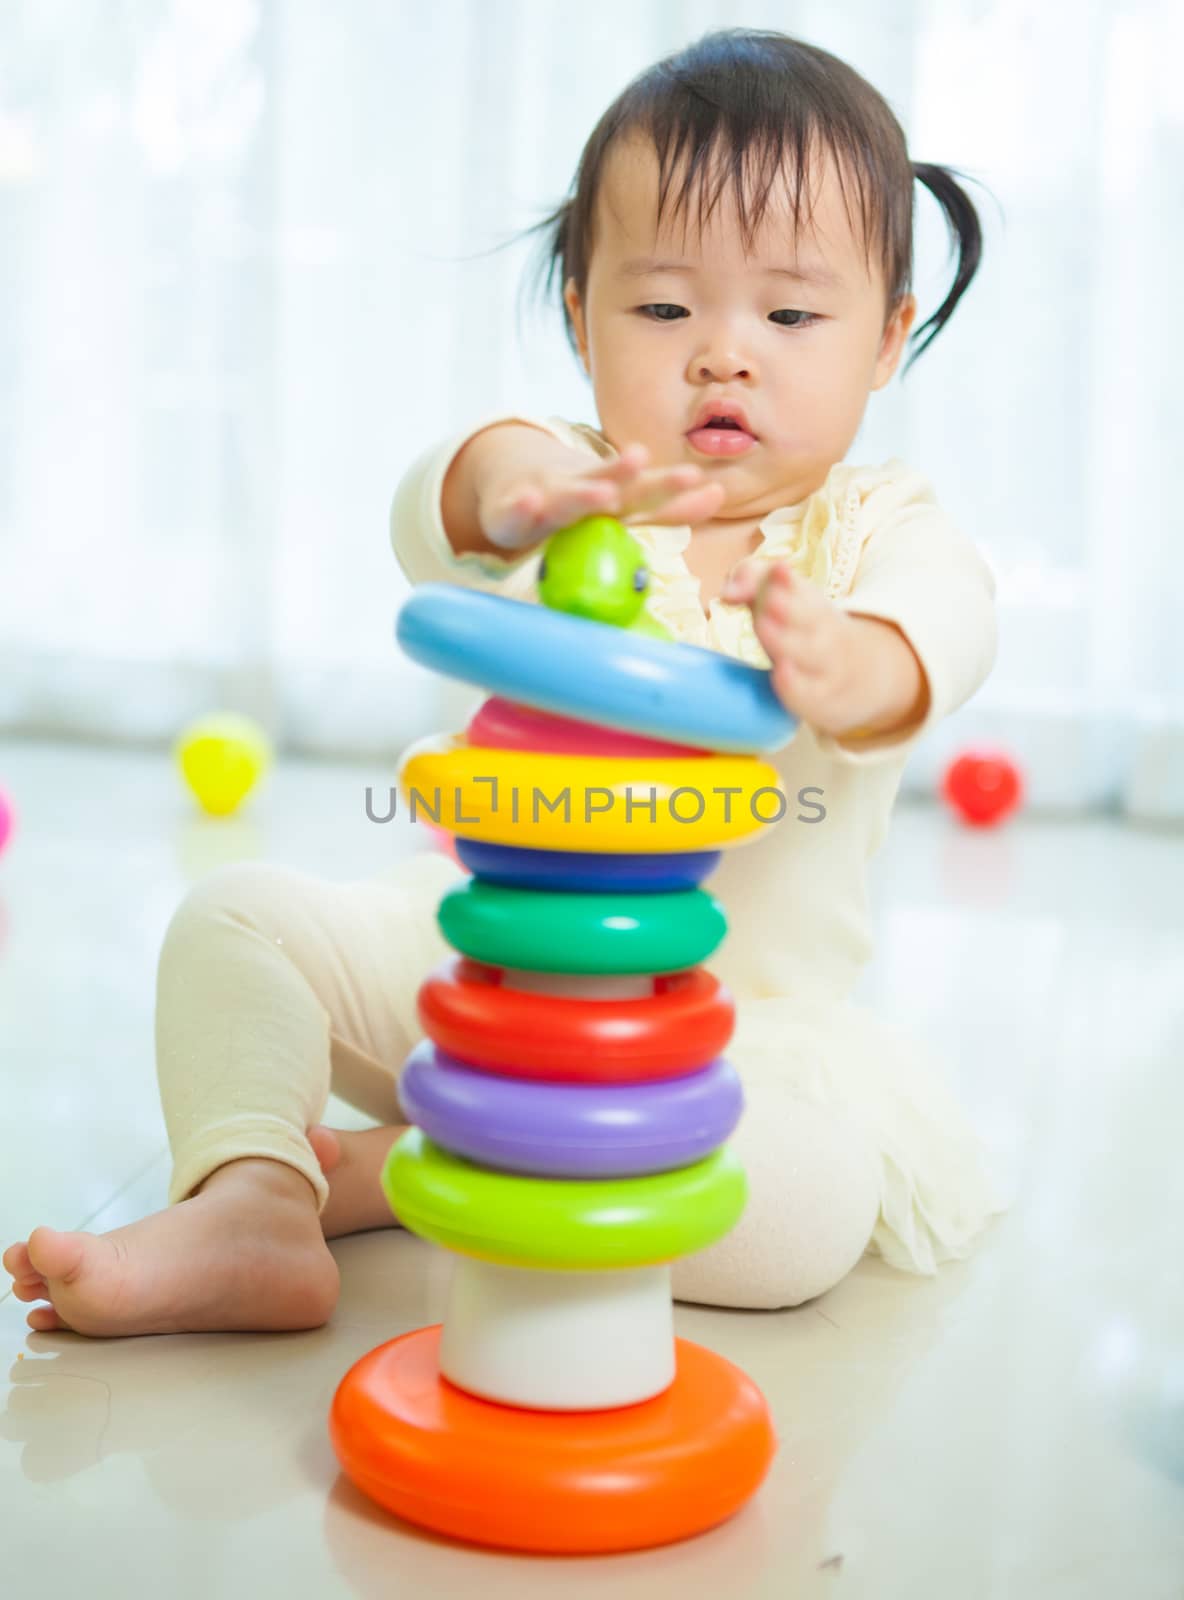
top-left (689, 347), bottom-right (754, 383)
top-left (688, 326), bottom-right (755, 382)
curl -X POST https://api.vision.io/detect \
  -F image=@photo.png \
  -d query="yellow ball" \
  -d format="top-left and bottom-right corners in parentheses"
top-left (176, 713), bottom-right (272, 817)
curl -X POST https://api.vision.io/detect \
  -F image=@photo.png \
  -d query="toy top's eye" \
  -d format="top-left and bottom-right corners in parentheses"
top-left (537, 555), bottom-right (547, 582)
top-left (632, 567), bottom-right (649, 593)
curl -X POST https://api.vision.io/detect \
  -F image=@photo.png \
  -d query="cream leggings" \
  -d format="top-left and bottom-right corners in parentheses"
top-left (155, 854), bottom-right (883, 1311)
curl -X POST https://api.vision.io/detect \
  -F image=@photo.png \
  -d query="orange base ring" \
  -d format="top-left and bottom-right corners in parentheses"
top-left (329, 1324), bottom-right (776, 1554)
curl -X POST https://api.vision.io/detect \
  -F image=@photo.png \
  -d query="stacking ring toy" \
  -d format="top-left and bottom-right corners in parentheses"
top-left (398, 1041), bottom-right (743, 1178)
top-left (398, 734), bottom-right (785, 853)
top-left (437, 880), bottom-right (727, 974)
top-left (396, 584), bottom-right (796, 754)
top-left (329, 1326), bottom-right (777, 1554)
top-left (418, 957), bottom-right (735, 1082)
top-left (467, 696), bottom-right (707, 759)
top-left (453, 837), bottom-right (722, 893)
top-left (384, 1128), bottom-right (746, 1270)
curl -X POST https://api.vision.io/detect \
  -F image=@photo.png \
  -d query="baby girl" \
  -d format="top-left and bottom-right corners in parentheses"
top-left (4, 27), bottom-right (1000, 1335)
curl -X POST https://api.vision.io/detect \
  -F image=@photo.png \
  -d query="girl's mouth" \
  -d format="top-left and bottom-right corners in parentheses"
top-left (686, 422), bottom-right (758, 458)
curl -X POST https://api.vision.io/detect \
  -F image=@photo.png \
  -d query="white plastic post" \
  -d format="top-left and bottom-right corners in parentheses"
top-left (438, 1256), bottom-right (676, 1410)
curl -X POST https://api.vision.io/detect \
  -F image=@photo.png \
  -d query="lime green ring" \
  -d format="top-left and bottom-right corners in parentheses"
top-left (436, 881), bottom-right (727, 975)
top-left (383, 1127), bottom-right (747, 1270)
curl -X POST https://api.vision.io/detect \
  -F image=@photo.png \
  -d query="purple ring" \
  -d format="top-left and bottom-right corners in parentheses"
top-left (397, 1039), bottom-right (743, 1178)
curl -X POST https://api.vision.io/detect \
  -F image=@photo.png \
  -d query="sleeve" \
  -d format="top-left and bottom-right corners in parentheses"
top-left (388, 411), bottom-right (606, 596)
top-left (812, 473), bottom-right (999, 767)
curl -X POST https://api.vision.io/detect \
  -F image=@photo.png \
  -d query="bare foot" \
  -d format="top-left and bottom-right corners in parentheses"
top-left (306, 1123), bottom-right (408, 1240)
top-left (1, 1158), bottom-right (340, 1338)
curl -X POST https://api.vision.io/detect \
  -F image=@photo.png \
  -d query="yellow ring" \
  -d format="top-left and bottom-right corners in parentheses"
top-left (397, 734), bottom-right (786, 853)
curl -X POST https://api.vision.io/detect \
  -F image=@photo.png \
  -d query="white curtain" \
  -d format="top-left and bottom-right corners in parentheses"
top-left (2, 0), bottom-right (1180, 816)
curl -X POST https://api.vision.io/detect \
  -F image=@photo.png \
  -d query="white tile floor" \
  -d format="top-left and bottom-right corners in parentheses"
top-left (1, 737), bottom-right (1182, 1597)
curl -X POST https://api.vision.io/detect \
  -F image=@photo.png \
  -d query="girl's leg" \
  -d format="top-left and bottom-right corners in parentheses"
top-left (2, 852), bottom-right (462, 1337)
top-left (671, 1081), bottom-right (882, 1311)
top-left (156, 855), bottom-right (458, 1212)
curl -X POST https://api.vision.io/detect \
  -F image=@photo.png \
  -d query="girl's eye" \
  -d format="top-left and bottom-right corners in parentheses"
top-left (769, 309), bottom-right (820, 329)
top-left (636, 305), bottom-right (819, 329)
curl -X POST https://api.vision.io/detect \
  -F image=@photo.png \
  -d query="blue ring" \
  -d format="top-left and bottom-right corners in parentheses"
top-left (395, 585), bottom-right (795, 755)
top-left (453, 837), bottom-right (722, 893)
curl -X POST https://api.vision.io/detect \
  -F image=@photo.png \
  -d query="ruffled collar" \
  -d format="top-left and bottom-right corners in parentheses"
top-left (616, 457), bottom-right (910, 668)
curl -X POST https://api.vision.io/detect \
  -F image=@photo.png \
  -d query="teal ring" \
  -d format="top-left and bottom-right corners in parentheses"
top-left (436, 880), bottom-right (728, 975)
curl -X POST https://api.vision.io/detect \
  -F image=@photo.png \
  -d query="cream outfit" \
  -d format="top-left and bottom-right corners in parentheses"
top-left (154, 411), bottom-right (1004, 1311)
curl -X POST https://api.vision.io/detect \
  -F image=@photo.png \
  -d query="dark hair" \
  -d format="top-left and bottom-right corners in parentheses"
top-left (504, 28), bottom-right (991, 379)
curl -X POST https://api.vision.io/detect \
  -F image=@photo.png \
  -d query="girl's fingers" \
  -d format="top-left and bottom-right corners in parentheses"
top-left (484, 498), bottom-right (540, 548)
top-left (489, 478), bottom-right (608, 544)
top-left (633, 483), bottom-right (726, 527)
top-left (583, 445), bottom-right (646, 488)
top-left (648, 463), bottom-right (703, 490)
top-left (752, 605), bottom-right (825, 677)
top-left (490, 453), bottom-right (715, 545)
top-left (549, 480), bottom-right (625, 530)
top-left (629, 463), bottom-right (706, 500)
top-left (544, 467), bottom-right (708, 531)
top-left (614, 443), bottom-right (649, 474)
top-left (721, 561), bottom-right (760, 601)
top-left (591, 451), bottom-right (701, 501)
top-left (620, 471), bottom-right (718, 522)
top-left (538, 471), bottom-right (633, 523)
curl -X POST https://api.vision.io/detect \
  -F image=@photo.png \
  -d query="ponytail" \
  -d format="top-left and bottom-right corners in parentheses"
top-left (904, 163), bottom-right (986, 375)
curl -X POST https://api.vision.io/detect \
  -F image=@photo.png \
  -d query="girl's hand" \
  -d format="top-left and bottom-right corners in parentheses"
top-left (722, 560), bottom-right (927, 739)
top-left (479, 443), bottom-right (727, 552)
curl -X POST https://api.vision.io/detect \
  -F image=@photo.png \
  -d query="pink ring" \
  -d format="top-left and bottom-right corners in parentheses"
top-left (467, 695), bottom-right (708, 759)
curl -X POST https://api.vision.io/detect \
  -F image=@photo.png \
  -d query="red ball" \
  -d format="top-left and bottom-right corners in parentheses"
top-left (941, 748), bottom-right (1024, 828)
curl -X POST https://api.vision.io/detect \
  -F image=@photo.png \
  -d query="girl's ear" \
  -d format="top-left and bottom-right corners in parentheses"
top-left (871, 294), bottom-right (918, 390)
top-left (563, 277), bottom-right (591, 375)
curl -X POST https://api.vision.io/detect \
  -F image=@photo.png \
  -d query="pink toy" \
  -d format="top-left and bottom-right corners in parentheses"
top-left (0, 784), bottom-right (16, 859)
top-left (467, 695), bottom-right (706, 759)
top-left (425, 822), bottom-right (466, 869)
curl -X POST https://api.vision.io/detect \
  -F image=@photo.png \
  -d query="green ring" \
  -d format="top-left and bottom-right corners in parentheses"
top-left (436, 881), bottom-right (728, 974)
top-left (383, 1127), bottom-right (747, 1270)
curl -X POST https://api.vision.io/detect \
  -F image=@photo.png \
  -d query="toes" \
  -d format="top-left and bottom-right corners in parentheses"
top-left (26, 1226), bottom-right (87, 1287)
top-left (3, 1241), bottom-right (34, 1279)
top-left (3, 1239), bottom-right (49, 1299)
top-left (11, 1277), bottom-right (50, 1302)
top-left (26, 1305), bottom-right (68, 1333)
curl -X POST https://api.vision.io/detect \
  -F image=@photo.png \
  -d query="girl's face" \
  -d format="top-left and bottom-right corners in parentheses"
top-left (564, 134), bottom-right (917, 517)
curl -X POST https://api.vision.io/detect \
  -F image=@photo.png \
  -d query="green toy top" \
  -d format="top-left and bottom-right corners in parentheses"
top-left (538, 516), bottom-right (674, 641)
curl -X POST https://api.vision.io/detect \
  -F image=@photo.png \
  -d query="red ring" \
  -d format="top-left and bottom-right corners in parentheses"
top-left (416, 956), bottom-right (735, 1083)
